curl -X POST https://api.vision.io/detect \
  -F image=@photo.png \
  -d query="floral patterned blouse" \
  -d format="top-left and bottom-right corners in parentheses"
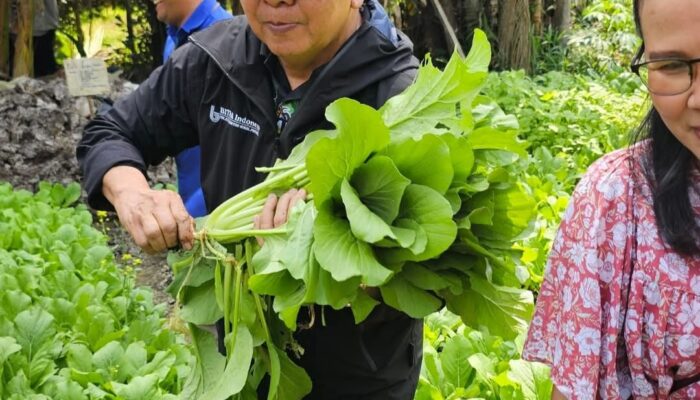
top-left (523, 145), bottom-right (700, 399)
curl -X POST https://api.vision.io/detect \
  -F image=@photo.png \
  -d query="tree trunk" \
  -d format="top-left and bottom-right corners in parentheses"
top-left (532, 0), bottom-right (544, 35)
top-left (497, 0), bottom-right (531, 72)
top-left (553, 0), bottom-right (571, 34)
top-left (71, 0), bottom-right (87, 57)
top-left (13, 0), bottom-right (33, 77)
top-left (124, 0), bottom-right (136, 55)
top-left (0, 0), bottom-right (10, 78)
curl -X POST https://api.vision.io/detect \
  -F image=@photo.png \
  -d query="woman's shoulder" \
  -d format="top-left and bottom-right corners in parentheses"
top-left (577, 144), bottom-right (648, 196)
top-left (564, 144), bottom-right (651, 219)
top-left (552, 145), bottom-right (647, 269)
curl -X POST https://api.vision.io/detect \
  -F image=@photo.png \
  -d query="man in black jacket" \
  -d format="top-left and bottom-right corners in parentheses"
top-left (78, 1), bottom-right (421, 398)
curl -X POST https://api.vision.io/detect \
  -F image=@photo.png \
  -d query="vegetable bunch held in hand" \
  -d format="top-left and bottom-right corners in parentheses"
top-left (169, 29), bottom-right (537, 400)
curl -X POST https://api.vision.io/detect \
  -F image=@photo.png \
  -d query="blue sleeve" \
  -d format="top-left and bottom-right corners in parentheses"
top-left (367, 0), bottom-right (398, 45)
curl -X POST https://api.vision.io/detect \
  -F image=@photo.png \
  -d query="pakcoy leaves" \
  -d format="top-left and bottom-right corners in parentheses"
top-left (169, 28), bottom-right (537, 400)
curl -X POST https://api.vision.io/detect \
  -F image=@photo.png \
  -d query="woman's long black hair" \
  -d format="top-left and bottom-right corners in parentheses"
top-left (632, 0), bottom-right (700, 255)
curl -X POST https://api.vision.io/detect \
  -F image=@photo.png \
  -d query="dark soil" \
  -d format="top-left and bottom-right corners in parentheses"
top-left (0, 75), bottom-right (177, 308)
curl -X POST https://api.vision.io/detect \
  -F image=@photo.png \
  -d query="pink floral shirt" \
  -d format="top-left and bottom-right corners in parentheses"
top-left (523, 145), bottom-right (700, 399)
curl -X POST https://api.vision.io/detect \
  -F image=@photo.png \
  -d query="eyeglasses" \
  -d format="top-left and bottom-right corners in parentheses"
top-left (631, 56), bottom-right (700, 96)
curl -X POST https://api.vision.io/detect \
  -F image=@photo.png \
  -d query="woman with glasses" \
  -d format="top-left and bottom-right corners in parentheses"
top-left (522, 0), bottom-right (700, 398)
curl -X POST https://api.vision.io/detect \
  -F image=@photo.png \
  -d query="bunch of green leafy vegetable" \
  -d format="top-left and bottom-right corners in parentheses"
top-left (415, 310), bottom-right (552, 400)
top-left (168, 29), bottom-right (537, 400)
top-left (0, 182), bottom-right (193, 400)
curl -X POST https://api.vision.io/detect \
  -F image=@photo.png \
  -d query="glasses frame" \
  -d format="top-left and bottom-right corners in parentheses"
top-left (631, 46), bottom-right (700, 96)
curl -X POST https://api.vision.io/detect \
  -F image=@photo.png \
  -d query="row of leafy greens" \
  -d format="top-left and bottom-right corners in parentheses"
top-left (416, 310), bottom-right (552, 400)
top-left (167, 29), bottom-right (542, 400)
top-left (0, 182), bottom-right (193, 400)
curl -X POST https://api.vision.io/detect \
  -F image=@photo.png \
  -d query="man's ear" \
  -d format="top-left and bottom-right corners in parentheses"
top-left (350, 0), bottom-right (364, 10)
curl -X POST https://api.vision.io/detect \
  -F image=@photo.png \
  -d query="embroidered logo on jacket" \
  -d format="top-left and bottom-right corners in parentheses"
top-left (209, 105), bottom-right (261, 136)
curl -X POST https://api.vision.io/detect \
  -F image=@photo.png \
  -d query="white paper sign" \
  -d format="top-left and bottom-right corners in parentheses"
top-left (63, 58), bottom-right (111, 97)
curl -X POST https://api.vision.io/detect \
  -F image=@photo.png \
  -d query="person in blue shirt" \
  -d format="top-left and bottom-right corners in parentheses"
top-left (155, 0), bottom-right (233, 218)
top-left (155, 0), bottom-right (397, 219)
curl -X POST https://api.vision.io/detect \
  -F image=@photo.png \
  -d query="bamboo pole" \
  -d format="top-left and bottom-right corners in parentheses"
top-left (12, 0), bottom-right (33, 77)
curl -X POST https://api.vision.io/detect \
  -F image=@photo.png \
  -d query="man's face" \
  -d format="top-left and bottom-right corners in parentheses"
top-left (242, 0), bottom-right (363, 68)
top-left (153, 0), bottom-right (197, 27)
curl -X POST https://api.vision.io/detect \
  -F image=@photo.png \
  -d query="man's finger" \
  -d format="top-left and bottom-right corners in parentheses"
top-left (127, 214), bottom-right (153, 253)
top-left (288, 189), bottom-right (306, 214)
top-left (170, 196), bottom-right (194, 250)
top-left (152, 206), bottom-right (179, 249)
top-left (141, 213), bottom-right (168, 253)
top-left (274, 189), bottom-right (297, 227)
top-left (253, 215), bottom-right (264, 246)
top-left (259, 194), bottom-right (277, 230)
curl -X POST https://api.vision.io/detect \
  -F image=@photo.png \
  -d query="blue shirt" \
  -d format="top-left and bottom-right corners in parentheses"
top-left (163, 0), bottom-right (231, 62)
top-left (164, 0), bottom-right (231, 217)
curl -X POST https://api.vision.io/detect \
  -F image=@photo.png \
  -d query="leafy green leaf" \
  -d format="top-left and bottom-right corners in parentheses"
top-left (313, 203), bottom-right (393, 286)
top-left (92, 341), bottom-right (124, 371)
top-left (401, 262), bottom-right (453, 291)
top-left (341, 179), bottom-right (398, 244)
top-left (379, 185), bottom-right (457, 262)
top-left (381, 51), bottom-right (487, 140)
top-left (382, 135), bottom-right (454, 195)
top-left (467, 127), bottom-right (527, 158)
top-left (179, 282), bottom-right (224, 325)
top-left (201, 326), bottom-right (254, 400)
top-left (111, 374), bottom-right (160, 400)
top-left (281, 202), bottom-right (316, 281)
top-left (464, 29), bottom-right (491, 73)
top-left (445, 274), bottom-right (534, 340)
top-left (380, 277), bottom-right (442, 318)
top-left (306, 98), bottom-right (390, 205)
top-left (350, 289), bottom-right (380, 324)
top-left (0, 336), bottom-right (22, 364)
top-left (249, 246), bottom-right (302, 299)
top-left (14, 307), bottom-right (55, 358)
top-left (441, 135), bottom-right (475, 184)
top-left (468, 353), bottom-right (496, 389)
top-left (181, 325), bottom-right (227, 399)
top-left (267, 345), bottom-right (312, 400)
top-left (350, 155), bottom-right (411, 223)
top-left (507, 360), bottom-right (553, 400)
top-left (440, 334), bottom-right (473, 389)
top-left (304, 255), bottom-right (360, 310)
top-left (467, 186), bottom-right (536, 242)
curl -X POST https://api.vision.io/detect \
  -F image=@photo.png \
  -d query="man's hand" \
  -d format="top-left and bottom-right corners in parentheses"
top-left (253, 189), bottom-right (307, 244)
top-left (103, 166), bottom-right (194, 253)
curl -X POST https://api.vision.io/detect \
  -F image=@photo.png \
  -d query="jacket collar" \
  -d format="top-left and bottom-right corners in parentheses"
top-left (188, 13), bottom-right (418, 153)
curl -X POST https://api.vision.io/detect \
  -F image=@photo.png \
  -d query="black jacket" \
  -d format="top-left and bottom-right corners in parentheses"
top-left (78, 15), bottom-right (417, 213)
top-left (78, 14), bottom-right (422, 400)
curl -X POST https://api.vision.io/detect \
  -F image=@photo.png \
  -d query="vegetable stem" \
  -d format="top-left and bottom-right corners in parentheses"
top-left (223, 256), bottom-right (232, 340)
top-left (253, 292), bottom-right (271, 343)
top-left (230, 251), bottom-right (243, 353)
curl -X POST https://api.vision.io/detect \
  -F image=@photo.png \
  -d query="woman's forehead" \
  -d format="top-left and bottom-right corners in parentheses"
top-left (640, 0), bottom-right (700, 52)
